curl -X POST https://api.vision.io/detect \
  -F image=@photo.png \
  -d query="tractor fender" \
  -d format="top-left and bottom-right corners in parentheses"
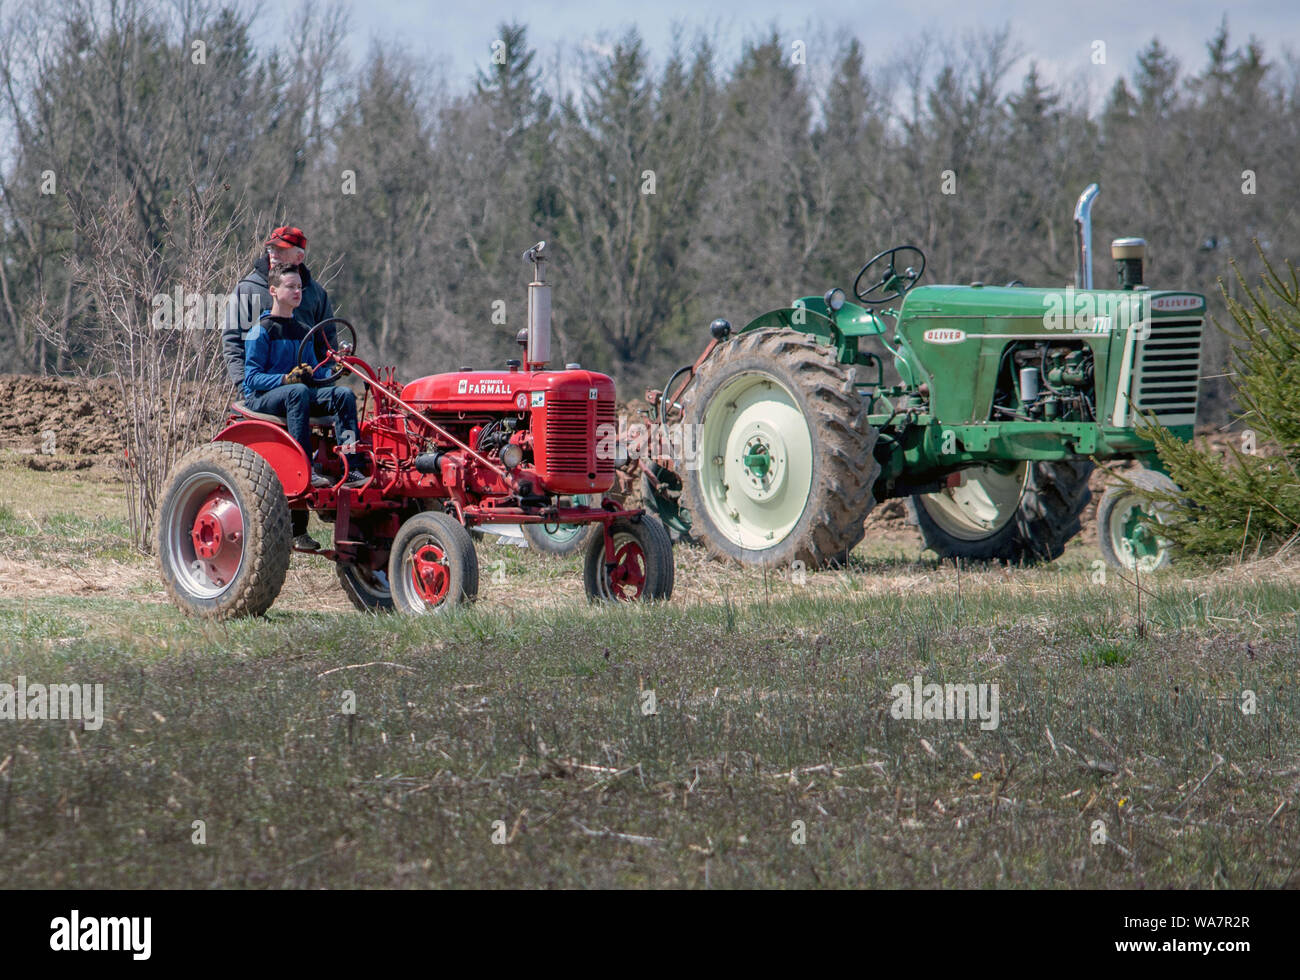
top-left (739, 308), bottom-right (837, 344)
top-left (212, 420), bottom-right (310, 496)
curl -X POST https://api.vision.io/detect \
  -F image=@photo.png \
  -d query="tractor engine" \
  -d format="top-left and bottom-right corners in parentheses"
top-left (396, 367), bottom-right (617, 498)
top-left (995, 341), bottom-right (1097, 422)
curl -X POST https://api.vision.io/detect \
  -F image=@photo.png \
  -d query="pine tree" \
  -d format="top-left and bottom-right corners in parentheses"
top-left (1140, 245), bottom-right (1300, 558)
top-left (1134, 38), bottom-right (1180, 115)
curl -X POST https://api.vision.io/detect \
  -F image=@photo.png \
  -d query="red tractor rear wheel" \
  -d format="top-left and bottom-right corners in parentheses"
top-left (156, 442), bottom-right (291, 619)
top-left (583, 515), bottom-right (674, 602)
top-left (337, 563), bottom-right (394, 612)
top-left (387, 511), bottom-right (479, 615)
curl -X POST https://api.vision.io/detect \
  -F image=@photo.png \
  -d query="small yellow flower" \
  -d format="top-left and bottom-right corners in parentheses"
top-left (972, 772), bottom-right (982, 781)
top-left (1118, 798), bottom-right (1127, 807)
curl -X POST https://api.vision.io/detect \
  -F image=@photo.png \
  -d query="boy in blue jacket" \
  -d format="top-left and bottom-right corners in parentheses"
top-left (244, 264), bottom-right (368, 498)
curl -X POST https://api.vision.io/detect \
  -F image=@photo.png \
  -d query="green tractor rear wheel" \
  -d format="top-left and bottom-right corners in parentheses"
top-left (682, 328), bottom-right (879, 568)
top-left (1096, 468), bottom-right (1177, 572)
top-left (908, 459), bottom-right (1093, 564)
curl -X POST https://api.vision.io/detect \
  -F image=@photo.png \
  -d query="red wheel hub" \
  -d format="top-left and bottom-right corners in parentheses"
top-left (190, 488), bottom-right (243, 588)
top-left (608, 540), bottom-right (646, 600)
top-left (410, 543), bottom-right (449, 605)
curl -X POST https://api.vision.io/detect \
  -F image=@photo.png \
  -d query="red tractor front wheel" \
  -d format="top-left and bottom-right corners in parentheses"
top-left (387, 511), bottom-right (479, 615)
top-left (583, 515), bottom-right (674, 603)
top-left (156, 442), bottom-right (292, 619)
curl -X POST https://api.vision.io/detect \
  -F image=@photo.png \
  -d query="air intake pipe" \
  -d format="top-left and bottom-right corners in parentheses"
top-left (1111, 238), bottom-right (1146, 290)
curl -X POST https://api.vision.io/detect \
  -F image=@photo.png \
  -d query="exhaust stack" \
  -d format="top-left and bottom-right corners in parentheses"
top-left (1073, 183), bottom-right (1100, 290)
top-left (524, 241), bottom-right (551, 369)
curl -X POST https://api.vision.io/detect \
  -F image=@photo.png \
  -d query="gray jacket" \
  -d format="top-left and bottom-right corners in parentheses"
top-left (222, 255), bottom-right (335, 385)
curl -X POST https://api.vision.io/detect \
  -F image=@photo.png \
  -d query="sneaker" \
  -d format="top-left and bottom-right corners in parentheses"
top-left (292, 533), bottom-right (319, 551)
top-left (310, 470), bottom-right (332, 489)
top-left (341, 470), bottom-right (369, 489)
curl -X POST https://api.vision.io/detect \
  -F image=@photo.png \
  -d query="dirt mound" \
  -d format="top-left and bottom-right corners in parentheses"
top-left (0, 374), bottom-right (124, 456)
top-left (863, 496), bottom-right (911, 533)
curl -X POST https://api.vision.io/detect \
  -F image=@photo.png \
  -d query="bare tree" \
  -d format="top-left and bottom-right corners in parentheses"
top-left (57, 178), bottom-right (245, 549)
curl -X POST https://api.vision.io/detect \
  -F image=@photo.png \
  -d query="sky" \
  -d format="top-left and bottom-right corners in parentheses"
top-left (263, 0), bottom-right (1300, 105)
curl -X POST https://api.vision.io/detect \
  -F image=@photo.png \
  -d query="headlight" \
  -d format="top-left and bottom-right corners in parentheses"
top-left (500, 444), bottom-right (524, 469)
top-left (824, 287), bottom-right (846, 312)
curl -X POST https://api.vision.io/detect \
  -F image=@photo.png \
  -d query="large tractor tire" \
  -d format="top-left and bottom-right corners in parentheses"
top-left (907, 459), bottom-right (1092, 564)
top-left (157, 441), bottom-right (292, 619)
top-left (682, 328), bottom-right (879, 568)
top-left (1096, 467), bottom-right (1178, 572)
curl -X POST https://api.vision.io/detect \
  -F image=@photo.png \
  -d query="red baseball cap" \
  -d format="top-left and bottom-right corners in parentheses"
top-left (266, 225), bottom-right (307, 249)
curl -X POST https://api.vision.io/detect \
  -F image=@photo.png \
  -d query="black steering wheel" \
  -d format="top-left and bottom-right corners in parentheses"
top-left (296, 317), bottom-right (357, 384)
top-left (853, 245), bottom-right (927, 305)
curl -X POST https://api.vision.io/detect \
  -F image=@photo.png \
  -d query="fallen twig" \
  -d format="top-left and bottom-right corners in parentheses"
top-left (570, 819), bottom-right (660, 847)
top-left (1172, 754), bottom-right (1224, 814)
top-left (316, 661), bottom-right (415, 678)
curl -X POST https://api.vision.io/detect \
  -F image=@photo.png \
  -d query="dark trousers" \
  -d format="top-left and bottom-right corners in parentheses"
top-left (245, 383), bottom-right (359, 465)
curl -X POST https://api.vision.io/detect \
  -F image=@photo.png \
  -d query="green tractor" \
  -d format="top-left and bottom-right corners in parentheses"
top-left (634, 185), bottom-right (1202, 572)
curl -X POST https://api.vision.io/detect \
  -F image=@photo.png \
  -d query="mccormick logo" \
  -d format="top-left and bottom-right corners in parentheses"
top-left (923, 328), bottom-right (966, 344)
top-left (457, 378), bottom-right (512, 396)
top-left (1151, 294), bottom-right (1203, 313)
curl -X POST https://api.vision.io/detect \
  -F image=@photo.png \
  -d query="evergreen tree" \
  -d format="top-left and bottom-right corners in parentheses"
top-left (1141, 247), bottom-right (1300, 558)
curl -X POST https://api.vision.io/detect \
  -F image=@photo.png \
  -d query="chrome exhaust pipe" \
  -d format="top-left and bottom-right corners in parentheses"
top-left (523, 241), bottom-right (551, 368)
top-left (1073, 183), bottom-right (1100, 290)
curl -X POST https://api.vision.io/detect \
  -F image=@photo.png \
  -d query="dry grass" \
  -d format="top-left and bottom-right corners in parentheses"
top-left (2, 462), bottom-right (1299, 889)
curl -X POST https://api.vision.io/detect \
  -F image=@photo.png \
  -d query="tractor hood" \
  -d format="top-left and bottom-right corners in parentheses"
top-left (402, 369), bottom-right (615, 412)
top-left (899, 284), bottom-right (1206, 320)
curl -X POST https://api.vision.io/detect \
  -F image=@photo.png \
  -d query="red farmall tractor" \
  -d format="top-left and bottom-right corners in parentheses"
top-left (157, 243), bottom-right (674, 618)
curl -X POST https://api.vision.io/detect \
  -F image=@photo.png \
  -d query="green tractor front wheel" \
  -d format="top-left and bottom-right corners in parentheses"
top-left (1096, 468), bottom-right (1178, 572)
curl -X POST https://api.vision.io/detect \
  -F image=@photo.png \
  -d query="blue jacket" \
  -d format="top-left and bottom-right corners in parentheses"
top-left (243, 313), bottom-right (329, 400)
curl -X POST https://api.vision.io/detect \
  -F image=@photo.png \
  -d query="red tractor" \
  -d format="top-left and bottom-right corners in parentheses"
top-left (157, 243), bottom-right (674, 618)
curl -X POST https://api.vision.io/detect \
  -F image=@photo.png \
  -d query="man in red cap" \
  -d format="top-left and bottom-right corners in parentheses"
top-left (222, 226), bottom-right (340, 548)
top-left (222, 225), bottom-right (334, 384)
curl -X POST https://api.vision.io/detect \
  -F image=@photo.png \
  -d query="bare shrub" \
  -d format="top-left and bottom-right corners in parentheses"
top-left (59, 179), bottom-right (245, 551)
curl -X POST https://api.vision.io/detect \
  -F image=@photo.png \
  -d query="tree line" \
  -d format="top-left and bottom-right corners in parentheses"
top-left (2, 0), bottom-right (1296, 422)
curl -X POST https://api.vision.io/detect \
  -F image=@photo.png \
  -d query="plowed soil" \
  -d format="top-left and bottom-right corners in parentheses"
top-left (0, 373), bottom-right (124, 456)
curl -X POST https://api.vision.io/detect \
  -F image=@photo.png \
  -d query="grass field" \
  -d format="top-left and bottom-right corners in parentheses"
top-left (1, 451), bottom-right (1298, 888)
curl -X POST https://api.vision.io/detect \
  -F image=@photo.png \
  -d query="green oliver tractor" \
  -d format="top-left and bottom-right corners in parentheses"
top-left (633, 185), bottom-right (1202, 573)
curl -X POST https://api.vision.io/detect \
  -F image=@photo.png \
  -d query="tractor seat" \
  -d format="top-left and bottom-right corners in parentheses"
top-left (231, 402), bottom-right (334, 426)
